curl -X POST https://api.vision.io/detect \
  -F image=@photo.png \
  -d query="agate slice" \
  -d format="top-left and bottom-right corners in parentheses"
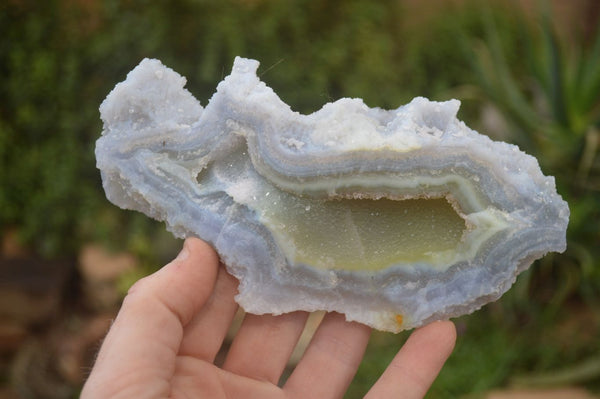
top-left (96, 57), bottom-right (569, 332)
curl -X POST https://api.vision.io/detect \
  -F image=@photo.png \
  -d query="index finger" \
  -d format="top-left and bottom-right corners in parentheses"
top-left (82, 237), bottom-right (220, 397)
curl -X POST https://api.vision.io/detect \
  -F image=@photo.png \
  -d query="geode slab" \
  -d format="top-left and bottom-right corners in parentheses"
top-left (96, 57), bottom-right (569, 332)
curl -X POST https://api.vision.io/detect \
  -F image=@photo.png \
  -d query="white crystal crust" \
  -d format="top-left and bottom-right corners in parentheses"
top-left (97, 57), bottom-right (569, 332)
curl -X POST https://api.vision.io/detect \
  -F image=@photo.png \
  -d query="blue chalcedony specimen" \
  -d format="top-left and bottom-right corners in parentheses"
top-left (96, 57), bottom-right (569, 332)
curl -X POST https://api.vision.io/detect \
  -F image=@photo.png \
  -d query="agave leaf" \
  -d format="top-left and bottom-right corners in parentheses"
top-left (511, 355), bottom-right (600, 387)
top-left (539, 14), bottom-right (569, 129)
top-left (475, 10), bottom-right (541, 137)
top-left (579, 27), bottom-right (600, 116)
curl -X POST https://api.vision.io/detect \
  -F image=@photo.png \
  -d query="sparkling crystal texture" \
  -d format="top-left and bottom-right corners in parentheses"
top-left (96, 57), bottom-right (569, 332)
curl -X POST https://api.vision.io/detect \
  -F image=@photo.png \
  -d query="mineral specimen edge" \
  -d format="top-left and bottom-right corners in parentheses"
top-left (96, 57), bottom-right (569, 332)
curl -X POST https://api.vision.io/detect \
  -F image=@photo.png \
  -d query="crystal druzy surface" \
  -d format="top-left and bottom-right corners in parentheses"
top-left (96, 57), bottom-right (569, 332)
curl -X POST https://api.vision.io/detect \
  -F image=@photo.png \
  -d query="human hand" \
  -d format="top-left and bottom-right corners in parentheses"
top-left (81, 237), bottom-right (456, 399)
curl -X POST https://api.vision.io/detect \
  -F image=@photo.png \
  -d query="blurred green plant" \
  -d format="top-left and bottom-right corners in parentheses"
top-left (0, 0), bottom-right (166, 257)
top-left (453, 3), bottom-right (600, 393)
top-left (462, 4), bottom-right (600, 306)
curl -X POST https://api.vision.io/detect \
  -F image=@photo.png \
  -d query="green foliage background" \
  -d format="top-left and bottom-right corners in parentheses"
top-left (1, 0), bottom-right (599, 397)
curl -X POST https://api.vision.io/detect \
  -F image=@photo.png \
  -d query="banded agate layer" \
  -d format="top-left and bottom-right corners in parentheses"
top-left (96, 57), bottom-right (569, 332)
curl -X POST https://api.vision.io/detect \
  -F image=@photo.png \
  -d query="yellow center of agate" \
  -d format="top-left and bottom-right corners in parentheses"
top-left (262, 197), bottom-right (468, 271)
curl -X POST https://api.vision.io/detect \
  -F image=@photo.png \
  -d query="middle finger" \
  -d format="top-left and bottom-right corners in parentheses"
top-left (222, 311), bottom-right (309, 384)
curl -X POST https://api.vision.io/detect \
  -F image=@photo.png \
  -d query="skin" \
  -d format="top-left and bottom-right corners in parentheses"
top-left (81, 237), bottom-right (456, 399)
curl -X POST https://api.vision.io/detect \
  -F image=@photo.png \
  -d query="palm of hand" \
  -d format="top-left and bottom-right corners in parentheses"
top-left (82, 238), bottom-right (455, 399)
